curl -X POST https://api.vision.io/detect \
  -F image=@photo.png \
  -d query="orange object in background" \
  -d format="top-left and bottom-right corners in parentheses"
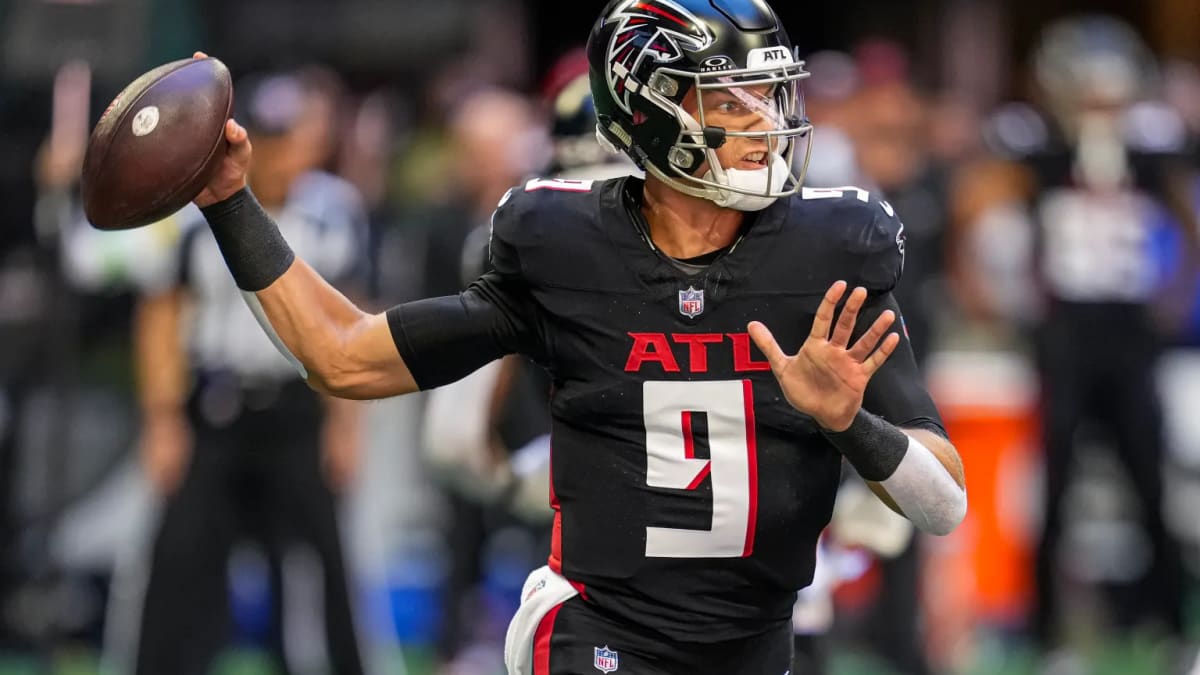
top-left (923, 351), bottom-right (1041, 666)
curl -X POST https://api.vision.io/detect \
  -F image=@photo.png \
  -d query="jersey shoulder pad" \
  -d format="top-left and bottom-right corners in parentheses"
top-left (488, 177), bottom-right (612, 282)
top-left (788, 187), bottom-right (906, 292)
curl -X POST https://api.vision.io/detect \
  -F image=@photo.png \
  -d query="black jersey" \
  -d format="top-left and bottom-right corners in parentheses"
top-left (390, 176), bottom-right (943, 640)
top-left (993, 104), bottom-right (1194, 308)
top-left (1027, 145), bottom-right (1181, 306)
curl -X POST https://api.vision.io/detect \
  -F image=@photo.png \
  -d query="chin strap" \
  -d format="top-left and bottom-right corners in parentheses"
top-left (642, 154), bottom-right (788, 212)
top-left (702, 153), bottom-right (790, 212)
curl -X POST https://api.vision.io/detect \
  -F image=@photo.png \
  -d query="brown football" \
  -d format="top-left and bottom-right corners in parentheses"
top-left (81, 57), bottom-right (232, 230)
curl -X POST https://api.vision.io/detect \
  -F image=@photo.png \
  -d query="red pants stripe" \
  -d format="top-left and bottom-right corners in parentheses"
top-left (532, 602), bottom-right (564, 675)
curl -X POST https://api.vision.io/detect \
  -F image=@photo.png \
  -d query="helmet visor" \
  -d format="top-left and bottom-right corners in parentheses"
top-left (657, 55), bottom-right (813, 200)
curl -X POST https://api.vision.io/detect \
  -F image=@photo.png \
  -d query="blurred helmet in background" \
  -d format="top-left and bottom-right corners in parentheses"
top-left (1032, 15), bottom-right (1157, 132)
top-left (235, 71), bottom-right (309, 137)
top-left (586, 0), bottom-right (813, 211)
top-left (542, 48), bottom-right (639, 180)
top-left (234, 71), bottom-right (317, 205)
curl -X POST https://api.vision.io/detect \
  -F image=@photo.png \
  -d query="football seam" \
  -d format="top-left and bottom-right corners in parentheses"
top-left (89, 59), bottom-right (230, 226)
top-left (177, 76), bottom-right (234, 209)
top-left (138, 61), bottom-right (233, 220)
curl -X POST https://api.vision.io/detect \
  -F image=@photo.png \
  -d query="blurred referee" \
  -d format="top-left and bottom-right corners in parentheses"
top-left (133, 72), bottom-right (366, 675)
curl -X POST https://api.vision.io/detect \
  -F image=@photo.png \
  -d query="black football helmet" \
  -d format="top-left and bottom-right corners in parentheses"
top-left (548, 71), bottom-right (638, 179)
top-left (587, 0), bottom-right (812, 210)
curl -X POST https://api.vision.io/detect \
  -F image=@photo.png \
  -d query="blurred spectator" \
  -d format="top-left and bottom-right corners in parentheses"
top-left (335, 88), bottom-right (417, 306)
top-left (975, 16), bottom-right (1198, 665)
top-left (851, 79), bottom-right (948, 365)
top-left (946, 153), bottom-right (1038, 332)
top-left (800, 50), bottom-right (862, 188)
top-left (538, 48), bottom-right (639, 183)
top-left (927, 92), bottom-right (986, 168)
top-left (421, 88), bottom-right (547, 298)
top-left (411, 86), bottom-right (547, 673)
top-left (1164, 60), bottom-right (1200, 139)
top-left (128, 70), bottom-right (367, 675)
top-left (837, 50), bottom-right (950, 675)
top-left (420, 53), bottom-right (648, 673)
top-left (16, 60), bottom-right (147, 654)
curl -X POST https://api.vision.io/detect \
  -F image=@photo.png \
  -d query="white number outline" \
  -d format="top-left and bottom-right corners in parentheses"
top-left (642, 380), bottom-right (758, 559)
top-left (801, 185), bottom-right (870, 202)
top-left (524, 177), bottom-right (595, 193)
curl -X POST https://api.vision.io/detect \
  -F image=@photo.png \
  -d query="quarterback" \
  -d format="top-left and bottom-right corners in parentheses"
top-left (190, 0), bottom-right (966, 671)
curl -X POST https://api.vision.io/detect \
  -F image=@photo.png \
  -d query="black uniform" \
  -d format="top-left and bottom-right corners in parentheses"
top-left (1020, 130), bottom-right (1191, 645)
top-left (136, 174), bottom-right (366, 675)
top-left (389, 177), bottom-right (943, 656)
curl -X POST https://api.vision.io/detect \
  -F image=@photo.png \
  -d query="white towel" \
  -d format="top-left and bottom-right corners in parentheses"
top-left (503, 565), bottom-right (580, 675)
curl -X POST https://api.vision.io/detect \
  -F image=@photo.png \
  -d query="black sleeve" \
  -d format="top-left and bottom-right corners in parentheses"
top-left (386, 270), bottom-right (546, 390)
top-left (842, 195), bottom-right (905, 294)
top-left (856, 292), bottom-right (947, 437)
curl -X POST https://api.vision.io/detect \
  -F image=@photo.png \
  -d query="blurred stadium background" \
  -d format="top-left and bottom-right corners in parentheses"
top-left (2, 0), bottom-right (1200, 673)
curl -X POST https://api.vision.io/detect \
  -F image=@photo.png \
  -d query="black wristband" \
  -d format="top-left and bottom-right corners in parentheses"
top-left (199, 188), bottom-right (296, 292)
top-left (820, 410), bottom-right (909, 481)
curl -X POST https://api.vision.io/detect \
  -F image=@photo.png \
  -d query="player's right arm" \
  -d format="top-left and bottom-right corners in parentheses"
top-left (249, 256), bottom-right (416, 398)
top-left (178, 53), bottom-right (412, 398)
top-left (194, 117), bottom-right (531, 400)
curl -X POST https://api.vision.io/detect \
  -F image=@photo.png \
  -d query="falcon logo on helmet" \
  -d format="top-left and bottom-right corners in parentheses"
top-left (605, 0), bottom-right (715, 114)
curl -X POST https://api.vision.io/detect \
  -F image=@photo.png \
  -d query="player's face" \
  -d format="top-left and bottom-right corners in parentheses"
top-left (684, 83), bottom-right (785, 173)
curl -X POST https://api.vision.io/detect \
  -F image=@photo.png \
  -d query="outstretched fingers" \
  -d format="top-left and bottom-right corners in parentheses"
top-left (810, 280), bottom-right (848, 340)
top-left (830, 286), bottom-right (867, 347)
top-left (863, 332), bottom-right (901, 376)
top-left (747, 321), bottom-right (789, 373)
top-left (848, 309), bottom-right (896, 362)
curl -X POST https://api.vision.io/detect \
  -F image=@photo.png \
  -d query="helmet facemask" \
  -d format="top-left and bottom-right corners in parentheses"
top-left (639, 52), bottom-right (813, 211)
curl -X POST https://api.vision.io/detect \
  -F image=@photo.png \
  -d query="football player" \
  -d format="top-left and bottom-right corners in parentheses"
top-left (989, 16), bottom-right (1197, 653)
top-left (186, 0), bottom-right (966, 671)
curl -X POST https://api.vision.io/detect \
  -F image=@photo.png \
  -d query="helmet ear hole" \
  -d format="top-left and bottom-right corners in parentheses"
top-left (668, 146), bottom-right (696, 169)
top-left (648, 72), bottom-right (681, 98)
top-left (597, 116), bottom-right (634, 151)
top-left (594, 125), bottom-right (624, 156)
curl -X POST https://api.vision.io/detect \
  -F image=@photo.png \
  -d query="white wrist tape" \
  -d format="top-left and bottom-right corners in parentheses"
top-left (879, 435), bottom-right (966, 536)
top-left (241, 290), bottom-right (308, 379)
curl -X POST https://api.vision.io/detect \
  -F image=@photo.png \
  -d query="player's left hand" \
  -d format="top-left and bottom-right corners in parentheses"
top-left (748, 281), bottom-right (900, 432)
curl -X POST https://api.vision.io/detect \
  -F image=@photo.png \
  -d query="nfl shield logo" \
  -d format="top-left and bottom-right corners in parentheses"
top-left (678, 286), bottom-right (704, 318)
top-left (593, 646), bottom-right (619, 673)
